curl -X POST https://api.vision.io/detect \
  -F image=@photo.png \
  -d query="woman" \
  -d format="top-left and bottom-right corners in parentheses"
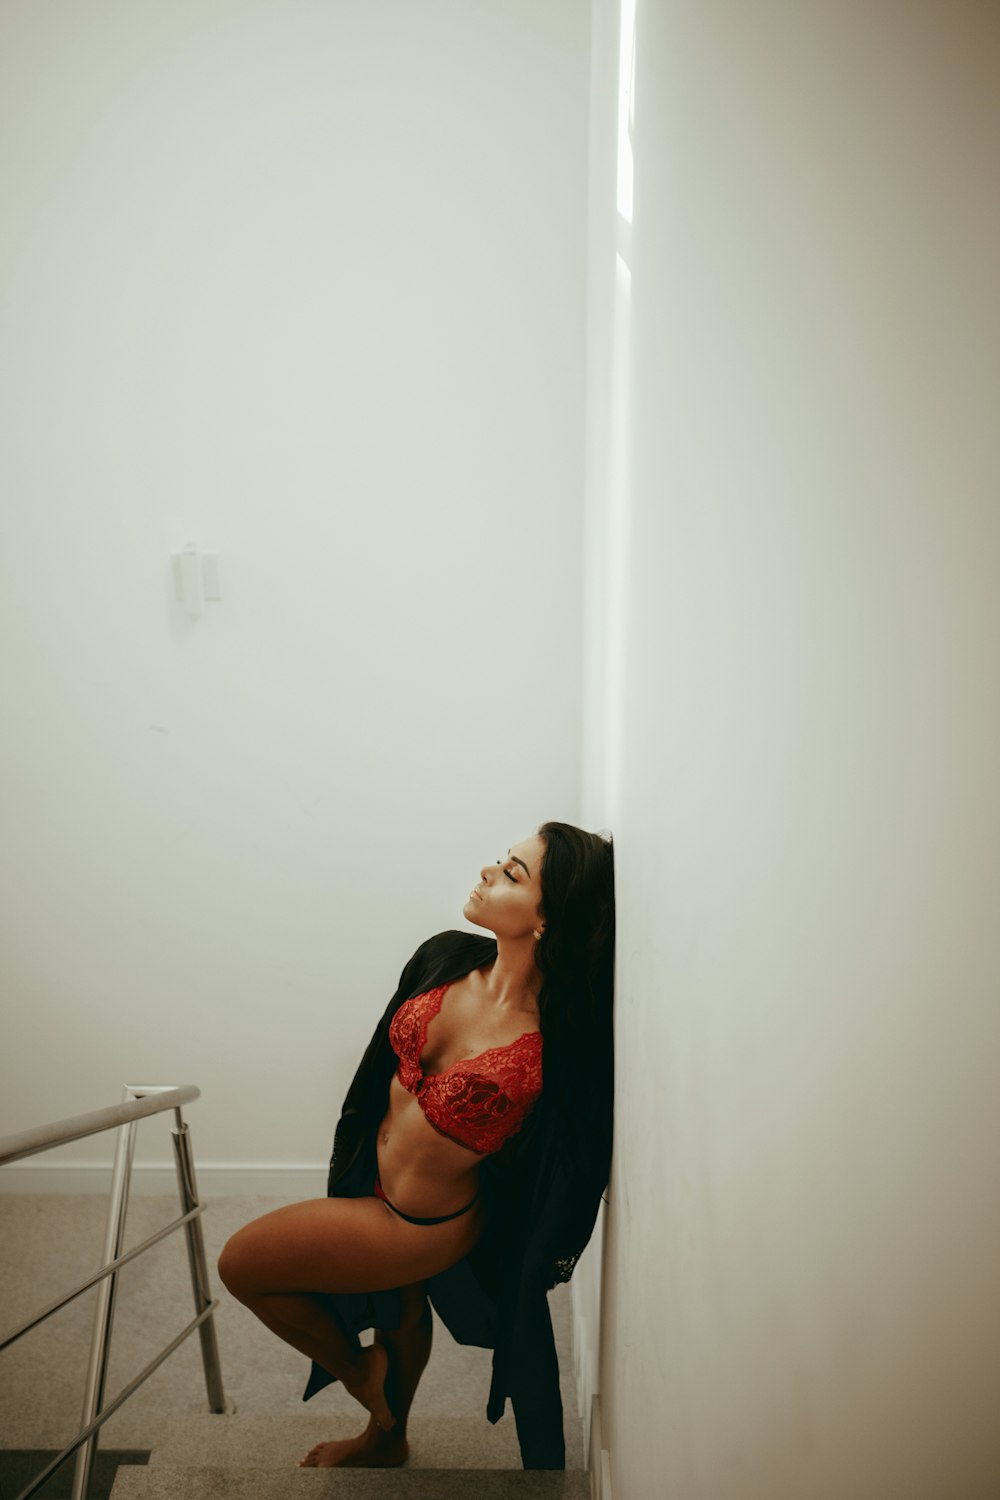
top-left (217, 820), bottom-right (614, 1471)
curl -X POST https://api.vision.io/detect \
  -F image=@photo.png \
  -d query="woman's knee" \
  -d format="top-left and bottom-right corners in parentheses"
top-left (217, 1229), bottom-right (256, 1299)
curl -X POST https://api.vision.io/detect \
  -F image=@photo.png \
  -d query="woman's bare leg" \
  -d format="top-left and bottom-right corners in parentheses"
top-left (217, 1195), bottom-right (483, 1452)
top-left (381, 1284), bottom-right (433, 1433)
top-left (299, 1283), bottom-right (433, 1468)
top-left (221, 1283), bottom-right (395, 1430)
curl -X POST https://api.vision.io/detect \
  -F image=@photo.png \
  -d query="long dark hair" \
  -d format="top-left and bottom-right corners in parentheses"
top-left (534, 821), bottom-right (615, 1183)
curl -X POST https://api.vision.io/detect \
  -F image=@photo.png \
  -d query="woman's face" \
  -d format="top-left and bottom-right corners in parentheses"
top-left (463, 833), bottom-right (547, 942)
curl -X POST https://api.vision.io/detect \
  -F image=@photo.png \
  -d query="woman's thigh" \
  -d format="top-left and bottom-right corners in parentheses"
top-left (218, 1196), bottom-right (483, 1299)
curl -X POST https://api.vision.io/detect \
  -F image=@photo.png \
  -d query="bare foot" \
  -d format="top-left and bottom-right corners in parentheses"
top-left (298, 1423), bottom-right (409, 1469)
top-left (341, 1341), bottom-right (395, 1432)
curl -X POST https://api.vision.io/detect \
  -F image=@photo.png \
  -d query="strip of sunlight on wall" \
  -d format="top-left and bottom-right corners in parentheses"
top-left (605, 0), bottom-right (636, 823)
top-left (605, 248), bottom-right (631, 823)
top-left (616, 0), bottom-right (636, 227)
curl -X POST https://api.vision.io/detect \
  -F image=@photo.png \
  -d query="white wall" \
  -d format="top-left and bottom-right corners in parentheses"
top-left (597, 2), bottom-right (1000, 1497)
top-left (0, 0), bottom-right (591, 1184)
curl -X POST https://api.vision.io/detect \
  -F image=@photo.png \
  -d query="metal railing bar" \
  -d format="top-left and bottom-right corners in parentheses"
top-left (11, 1300), bottom-right (221, 1500)
top-left (0, 1204), bottom-right (206, 1353)
top-left (170, 1123), bottom-right (226, 1415)
top-left (0, 1086), bottom-right (200, 1166)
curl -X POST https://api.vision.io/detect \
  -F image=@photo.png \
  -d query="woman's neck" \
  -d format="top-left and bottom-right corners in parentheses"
top-left (481, 938), bottom-right (542, 1017)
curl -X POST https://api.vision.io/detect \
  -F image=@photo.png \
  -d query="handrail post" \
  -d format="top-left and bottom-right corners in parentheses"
top-left (71, 1089), bottom-right (138, 1500)
top-left (171, 1115), bottom-right (226, 1412)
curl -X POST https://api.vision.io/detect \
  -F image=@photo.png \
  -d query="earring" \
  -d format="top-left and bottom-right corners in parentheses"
top-left (533, 929), bottom-right (543, 940)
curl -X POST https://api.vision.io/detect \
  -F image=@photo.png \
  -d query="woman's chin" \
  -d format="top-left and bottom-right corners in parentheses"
top-left (463, 898), bottom-right (487, 929)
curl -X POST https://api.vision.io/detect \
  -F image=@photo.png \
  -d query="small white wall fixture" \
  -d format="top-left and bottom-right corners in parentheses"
top-left (171, 544), bottom-right (222, 620)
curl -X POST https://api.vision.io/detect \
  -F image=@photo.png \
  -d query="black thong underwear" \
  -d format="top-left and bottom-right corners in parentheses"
top-left (373, 1170), bottom-right (478, 1226)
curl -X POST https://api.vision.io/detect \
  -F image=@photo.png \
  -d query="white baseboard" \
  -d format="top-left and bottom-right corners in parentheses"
top-left (573, 1279), bottom-right (596, 1432)
top-left (599, 1447), bottom-right (613, 1500)
top-left (570, 1212), bottom-right (604, 1435)
top-left (589, 1394), bottom-right (613, 1500)
top-left (0, 1161), bottom-right (329, 1196)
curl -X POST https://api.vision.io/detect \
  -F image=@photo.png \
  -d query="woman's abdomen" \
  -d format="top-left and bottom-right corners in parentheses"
top-left (376, 1076), bottom-right (483, 1219)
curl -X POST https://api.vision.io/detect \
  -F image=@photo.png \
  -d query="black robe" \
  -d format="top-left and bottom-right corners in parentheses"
top-left (301, 928), bottom-right (611, 1470)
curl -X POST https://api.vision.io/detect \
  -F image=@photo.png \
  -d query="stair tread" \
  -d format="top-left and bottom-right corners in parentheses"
top-left (112, 1464), bottom-right (590, 1498)
top-left (145, 1411), bottom-right (584, 1472)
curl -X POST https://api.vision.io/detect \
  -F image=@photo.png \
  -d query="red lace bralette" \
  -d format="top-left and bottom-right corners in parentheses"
top-left (389, 984), bottom-right (543, 1155)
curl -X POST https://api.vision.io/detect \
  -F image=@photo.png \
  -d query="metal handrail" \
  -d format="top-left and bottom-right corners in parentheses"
top-left (0, 1085), bottom-right (201, 1166)
top-left (0, 1084), bottom-right (227, 1500)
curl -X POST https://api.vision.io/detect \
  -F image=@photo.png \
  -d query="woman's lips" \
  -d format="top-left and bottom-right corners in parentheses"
top-left (469, 888), bottom-right (483, 901)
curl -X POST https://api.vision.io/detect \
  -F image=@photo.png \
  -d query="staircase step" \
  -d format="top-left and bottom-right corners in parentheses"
top-left (145, 1412), bottom-right (584, 1472)
top-left (111, 1465), bottom-right (590, 1499)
